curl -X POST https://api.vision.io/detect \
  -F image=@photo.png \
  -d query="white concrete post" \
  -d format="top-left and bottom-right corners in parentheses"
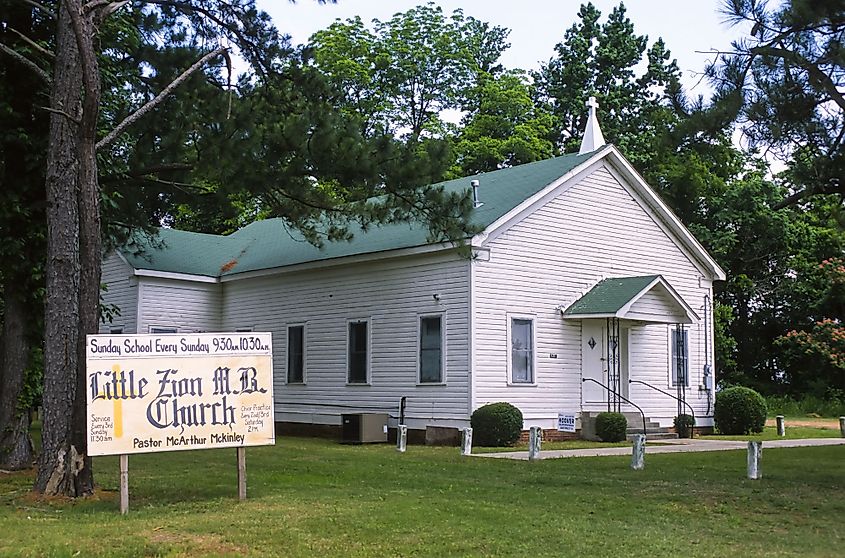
top-left (461, 427), bottom-right (473, 456)
top-left (839, 417), bottom-right (845, 438)
top-left (776, 415), bottom-right (785, 437)
top-left (631, 434), bottom-right (645, 470)
top-left (397, 425), bottom-right (407, 453)
top-left (747, 441), bottom-right (762, 480)
top-left (528, 426), bottom-right (542, 461)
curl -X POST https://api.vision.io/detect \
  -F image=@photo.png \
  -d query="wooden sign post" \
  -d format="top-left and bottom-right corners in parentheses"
top-left (237, 447), bottom-right (247, 501)
top-left (120, 454), bottom-right (129, 515)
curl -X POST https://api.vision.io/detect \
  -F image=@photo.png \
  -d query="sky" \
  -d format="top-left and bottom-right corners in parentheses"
top-left (255, 0), bottom-right (750, 98)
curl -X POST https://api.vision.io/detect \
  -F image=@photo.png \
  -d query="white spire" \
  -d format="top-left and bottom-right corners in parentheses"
top-left (579, 96), bottom-right (605, 154)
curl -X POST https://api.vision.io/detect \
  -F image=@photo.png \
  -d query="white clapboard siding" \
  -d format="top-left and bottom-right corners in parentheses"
top-left (472, 163), bottom-right (715, 427)
top-left (136, 278), bottom-right (222, 333)
top-left (221, 252), bottom-right (471, 430)
top-left (627, 285), bottom-right (688, 322)
top-left (99, 252), bottom-right (139, 334)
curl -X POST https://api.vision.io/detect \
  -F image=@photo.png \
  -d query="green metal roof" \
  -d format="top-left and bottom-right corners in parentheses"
top-left (122, 150), bottom-right (598, 278)
top-left (562, 276), bottom-right (661, 316)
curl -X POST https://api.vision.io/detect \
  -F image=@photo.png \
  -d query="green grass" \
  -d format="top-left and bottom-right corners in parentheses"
top-left (706, 425), bottom-right (841, 441)
top-left (474, 439), bottom-right (631, 453)
top-left (1, 438), bottom-right (844, 557)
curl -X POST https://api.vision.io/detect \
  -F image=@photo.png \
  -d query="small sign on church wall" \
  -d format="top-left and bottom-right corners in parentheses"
top-left (557, 413), bottom-right (577, 432)
top-left (85, 332), bottom-right (275, 456)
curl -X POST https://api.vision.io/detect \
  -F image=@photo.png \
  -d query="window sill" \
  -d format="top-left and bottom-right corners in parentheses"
top-left (346, 382), bottom-right (371, 387)
top-left (507, 381), bottom-right (537, 387)
top-left (285, 382), bottom-right (306, 386)
top-left (416, 381), bottom-right (447, 387)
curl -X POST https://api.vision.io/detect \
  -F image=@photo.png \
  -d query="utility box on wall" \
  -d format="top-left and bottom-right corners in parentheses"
top-left (341, 413), bottom-right (389, 443)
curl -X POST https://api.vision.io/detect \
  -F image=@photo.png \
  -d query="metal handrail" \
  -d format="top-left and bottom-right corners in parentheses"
top-left (581, 378), bottom-right (647, 439)
top-left (628, 379), bottom-right (696, 438)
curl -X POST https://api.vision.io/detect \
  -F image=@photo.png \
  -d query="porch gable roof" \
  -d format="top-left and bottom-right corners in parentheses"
top-left (561, 275), bottom-right (699, 324)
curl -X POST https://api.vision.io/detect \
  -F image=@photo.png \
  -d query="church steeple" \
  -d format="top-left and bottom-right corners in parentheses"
top-left (579, 96), bottom-right (606, 154)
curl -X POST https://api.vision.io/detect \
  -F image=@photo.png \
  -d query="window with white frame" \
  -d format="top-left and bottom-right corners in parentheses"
top-left (347, 320), bottom-right (369, 384)
top-left (671, 327), bottom-right (689, 386)
top-left (510, 317), bottom-right (534, 383)
top-left (418, 315), bottom-right (444, 383)
top-left (287, 325), bottom-right (305, 384)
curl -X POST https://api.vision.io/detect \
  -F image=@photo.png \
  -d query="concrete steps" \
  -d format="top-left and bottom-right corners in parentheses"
top-left (581, 411), bottom-right (679, 441)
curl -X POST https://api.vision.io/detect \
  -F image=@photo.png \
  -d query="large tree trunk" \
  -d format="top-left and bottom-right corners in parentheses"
top-left (0, 282), bottom-right (34, 470)
top-left (73, 3), bottom-right (104, 495)
top-left (35, 0), bottom-right (84, 496)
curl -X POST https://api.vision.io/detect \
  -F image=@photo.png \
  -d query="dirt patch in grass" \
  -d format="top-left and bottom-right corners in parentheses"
top-left (147, 528), bottom-right (247, 555)
top-left (766, 417), bottom-right (840, 429)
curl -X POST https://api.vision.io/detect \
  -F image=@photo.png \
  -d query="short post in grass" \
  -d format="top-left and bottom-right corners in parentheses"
top-left (237, 447), bottom-right (247, 501)
top-left (776, 415), bottom-right (785, 437)
top-left (747, 441), bottom-right (762, 480)
top-left (461, 427), bottom-right (473, 456)
top-left (528, 426), bottom-right (541, 461)
top-left (397, 424), bottom-right (407, 453)
top-left (840, 417), bottom-right (845, 438)
top-left (631, 434), bottom-right (645, 470)
top-left (119, 454), bottom-right (129, 515)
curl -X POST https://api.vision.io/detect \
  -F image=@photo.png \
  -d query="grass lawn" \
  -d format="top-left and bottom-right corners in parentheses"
top-left (473, 439), bottom-right (631, 453)
top-left (706, 425), bottom-right (842, 441)
top-left (1, 438), bottom-right (844, 557)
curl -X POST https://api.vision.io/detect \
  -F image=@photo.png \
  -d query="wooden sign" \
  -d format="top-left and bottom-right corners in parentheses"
top-left (86, 332), bottom-right (275, 456)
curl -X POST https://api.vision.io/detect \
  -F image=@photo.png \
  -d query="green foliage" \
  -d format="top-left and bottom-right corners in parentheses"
top-left (765, 394), bottom-right (845, 418)
top-left (310, 2), bottom-right (510, 141)
top-left (674, 414), bottom-right (696, 438)
top-left (715, 387), bottom-right (767, 435)
top-left (449, 70), bottom-right (554, 176)
top-left (707, 0), bottom-right (844, 208)
top-left (595, 412), bottom-right (627, 442)
top-left (693, 169), bottom-right (843, 393)
top-left (470, 402), bottom-right (523, 446)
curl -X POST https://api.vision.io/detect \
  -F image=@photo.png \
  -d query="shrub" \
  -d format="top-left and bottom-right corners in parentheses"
top-left (715, 386), bottom-right (767, 434)
top-left (471, 402), bottom-right (523, 446)
top-left (595, 412), bottom-right (627, 442)
top-left (674, 414), bottom-right (696, 438)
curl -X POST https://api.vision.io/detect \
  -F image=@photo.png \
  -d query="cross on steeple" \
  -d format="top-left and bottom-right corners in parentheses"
top-left (579, 95), bottom-right (606, 154)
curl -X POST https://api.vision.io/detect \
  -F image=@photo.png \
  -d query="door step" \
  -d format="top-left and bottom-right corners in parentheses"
top-left (581, 411), bottom-right (679, 441)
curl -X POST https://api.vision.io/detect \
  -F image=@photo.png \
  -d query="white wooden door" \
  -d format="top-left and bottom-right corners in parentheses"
top-left (581, 320), bottom-right (606, 405)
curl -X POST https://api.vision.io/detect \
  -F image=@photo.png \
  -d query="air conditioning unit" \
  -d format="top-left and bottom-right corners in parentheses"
top-left (341, 413), bottom-right (388, 443)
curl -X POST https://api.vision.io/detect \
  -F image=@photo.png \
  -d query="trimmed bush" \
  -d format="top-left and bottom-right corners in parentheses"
top-left (715, 386), bottom-right (767, 434)
top-left (674, 414), bottom-right (696, 438)
top-left (595, 412), bottom-right (627, 442)
top-left (470, 402), bottom-right (523, 446)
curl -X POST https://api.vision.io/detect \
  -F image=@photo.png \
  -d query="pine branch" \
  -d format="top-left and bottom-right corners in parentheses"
top-left (39, 105), bottom-right (81, 125)
top-left (96, 46), bottom-right (227, 151)
top-left (750, 45), bottom-right (845, 113)
top-left (7, 26), bottom-right (54, 59)
top-left (22, 0), bottom-right (56, 19)
top-left (0, 42), bottom-right (51, 83)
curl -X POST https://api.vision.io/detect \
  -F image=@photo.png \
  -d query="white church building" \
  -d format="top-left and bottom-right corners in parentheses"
top-left (100, 102), bottom-right (725, 441)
